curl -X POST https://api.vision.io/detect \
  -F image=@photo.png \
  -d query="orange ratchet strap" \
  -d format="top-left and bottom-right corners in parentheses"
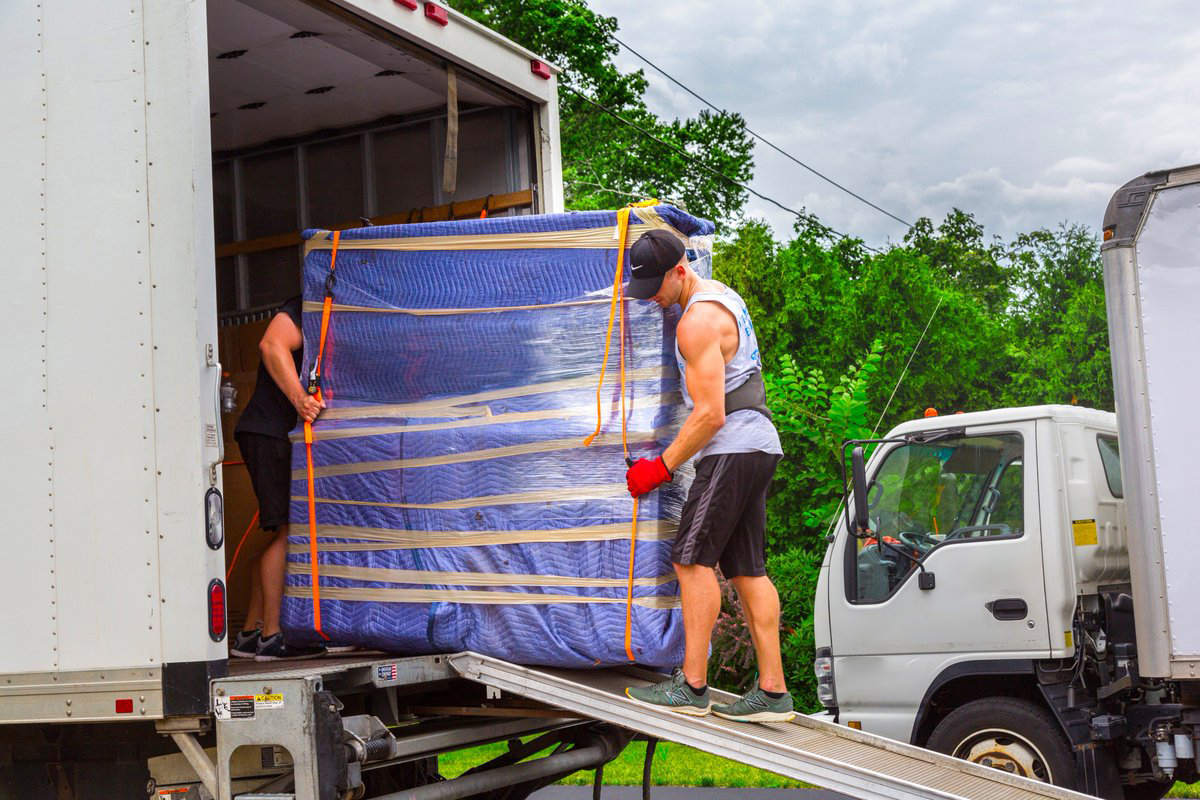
top-left (302, 229), bottom-right (342, 641)
top-left (581, 201), bottom-right (657, 662)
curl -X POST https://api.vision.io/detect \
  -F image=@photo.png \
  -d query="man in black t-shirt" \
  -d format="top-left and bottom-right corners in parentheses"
top-left (230, 296), bottom-right (327, 661)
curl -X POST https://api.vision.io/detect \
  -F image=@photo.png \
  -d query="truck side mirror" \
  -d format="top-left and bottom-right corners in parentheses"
top-left (852, 446), bottom-right (870, 535)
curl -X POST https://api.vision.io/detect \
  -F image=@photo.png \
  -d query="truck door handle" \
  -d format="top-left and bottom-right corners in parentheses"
top-left (986, 598), bottom-right (1027, 620)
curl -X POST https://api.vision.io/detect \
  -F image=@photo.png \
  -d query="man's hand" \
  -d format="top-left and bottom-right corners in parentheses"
top-left (626, 456), bottom-right (673, 498)
top-left (292, 391), bottom-right (325, 423)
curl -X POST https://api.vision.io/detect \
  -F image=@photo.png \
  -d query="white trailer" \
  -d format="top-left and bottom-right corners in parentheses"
top-left (813, 164), bottom-right (1200, 800)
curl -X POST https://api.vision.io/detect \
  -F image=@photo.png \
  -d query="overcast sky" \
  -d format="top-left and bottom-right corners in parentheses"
top-left (589, 0), bottom-right (1200, 247)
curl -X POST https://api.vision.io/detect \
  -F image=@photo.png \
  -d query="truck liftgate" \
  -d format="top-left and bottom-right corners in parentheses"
top-left (191, 652), bottom-right (1095, 799)
top-left (449, 652), bottom-right (1095, 800)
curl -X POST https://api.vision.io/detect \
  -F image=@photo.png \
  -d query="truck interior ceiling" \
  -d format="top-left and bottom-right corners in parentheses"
top-left (207, 0), bottom-right (538, 626)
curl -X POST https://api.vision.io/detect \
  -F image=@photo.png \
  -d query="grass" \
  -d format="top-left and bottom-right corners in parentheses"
top-left (439, 739), bottom-right (1200, 796)
top-left (438, 737), bottom-right (810, 788)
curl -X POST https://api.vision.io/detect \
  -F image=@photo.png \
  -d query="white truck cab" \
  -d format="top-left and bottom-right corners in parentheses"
top-left (813, 164), bottom-right (1200, 800)
top-left (815, 406), bottom-right (1126, 760)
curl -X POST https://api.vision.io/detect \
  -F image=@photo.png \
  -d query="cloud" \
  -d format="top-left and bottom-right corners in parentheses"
top-left (593, 0), bottom-right (1200, 246)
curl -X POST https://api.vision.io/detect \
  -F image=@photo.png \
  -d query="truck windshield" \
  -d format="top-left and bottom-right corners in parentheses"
top-left (851, 432), bottom-right (1024, 603)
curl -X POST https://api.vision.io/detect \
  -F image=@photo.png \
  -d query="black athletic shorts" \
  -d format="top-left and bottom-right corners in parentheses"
top-left (235, 431), bottom-right (293, 532)
top-left (671, 451), bottom-right (781, 578)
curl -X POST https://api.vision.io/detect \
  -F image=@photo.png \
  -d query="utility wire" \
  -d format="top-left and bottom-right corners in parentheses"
top-left (872, 295), bottom-right (944, 436)
top-left (561, 83), bottom-right (879, 253)
top-left (612, 34), bottom-right (914, 230)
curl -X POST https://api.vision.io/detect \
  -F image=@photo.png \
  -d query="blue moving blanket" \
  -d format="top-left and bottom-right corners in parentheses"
top-left (281, 206), bottom-right (714, 667)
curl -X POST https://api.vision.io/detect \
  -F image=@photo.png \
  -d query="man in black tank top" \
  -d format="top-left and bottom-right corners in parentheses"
top-left (621, 230), bottom-right (795, 723)
top-left (230, 297), bottom-right (328, 661)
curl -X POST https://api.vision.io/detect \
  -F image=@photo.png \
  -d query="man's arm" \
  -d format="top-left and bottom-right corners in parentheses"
top-left (259, 311), bottom-right (323, 423)
top-left (661, 305), bottom-right (727, 472)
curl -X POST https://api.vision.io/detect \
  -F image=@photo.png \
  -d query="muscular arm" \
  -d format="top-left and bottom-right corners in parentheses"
top-left (259, 311), bottom-right (323, 422)
top-left (662, 305), bottom-right (728, 471)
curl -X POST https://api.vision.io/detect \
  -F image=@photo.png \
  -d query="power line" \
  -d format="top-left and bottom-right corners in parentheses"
top-left (560, 82), bottom-right (879, 252)
top-left (611, 34), bottom-right (914, 229)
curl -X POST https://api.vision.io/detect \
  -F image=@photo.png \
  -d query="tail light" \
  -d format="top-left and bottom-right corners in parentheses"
top-left (208, 579), bottom-right (227, 641)
top-left (814, 647), bottom-right (837, 709)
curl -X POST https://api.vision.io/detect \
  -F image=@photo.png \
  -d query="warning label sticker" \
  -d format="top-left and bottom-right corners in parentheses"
top-left (1072, 518), bottom-right (1099, 546)
top-left (214, 694), bottom-right (255, 721)
top-left (204, 423), bottom-right (218, 448)
top-left (255, 693), bottom-right (284, 710)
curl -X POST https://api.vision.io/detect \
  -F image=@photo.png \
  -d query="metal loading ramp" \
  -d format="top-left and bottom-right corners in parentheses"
top-left (449, 652), bottom-right (1094, 800)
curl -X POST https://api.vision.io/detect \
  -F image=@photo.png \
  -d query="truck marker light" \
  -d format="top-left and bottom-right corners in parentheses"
top-left (208, 579), bottom-right (227, 642)
top-left (394, 0), bottom-right (418, 8)
top-left (115, 698), bottom-right (133, 714)
top-left (1103, 226), bottom-right (1115, 241)
top-left (205, 488), bottom-right (224, 550)
top-left (924, 407), bottom-right (938, 417)
top-left (531, 60), bottom-right (552, 80)
top-left (424, 3), bottom-right (449, 25)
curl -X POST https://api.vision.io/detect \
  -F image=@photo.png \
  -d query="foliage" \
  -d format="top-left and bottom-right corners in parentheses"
top-left (712, 210), bottom-right (1110, 709)
top-left (448, 0), bottom-right (754, 226)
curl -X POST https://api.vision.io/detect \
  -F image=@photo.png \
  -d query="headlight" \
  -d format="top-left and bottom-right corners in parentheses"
top-left (205, 488), bottom-right (224, 550)
top-left (814, 647), bottom-right (837, 709)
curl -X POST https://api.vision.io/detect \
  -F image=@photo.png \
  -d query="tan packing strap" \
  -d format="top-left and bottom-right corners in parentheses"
top-left (293, 429), bottom-right (667, 481)
top-left (291, 392), bottom-right (680, 444)
top-left (288, 520), bottom-right (678, 553)
top-left (300, 206), bottom-right (688, 256)
top-left (286, 584), bottom-right (681, 610)
top-left (293, 483), bottom-right (629, 511)
top-left (287, 562), bottom-right (676, 589)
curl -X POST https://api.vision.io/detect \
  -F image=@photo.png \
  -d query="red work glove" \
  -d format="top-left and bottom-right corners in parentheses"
top-left (626, 456), bottom-right (673, 498)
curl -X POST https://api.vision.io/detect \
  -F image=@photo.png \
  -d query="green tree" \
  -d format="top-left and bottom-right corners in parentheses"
top-left (449, 0), bottom-right (754, 226)
top-left (1002, 224), bottom-right (1112, 409)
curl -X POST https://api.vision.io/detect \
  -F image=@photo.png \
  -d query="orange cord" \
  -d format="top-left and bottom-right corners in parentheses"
top-left (225, 510), bottom-right (260, 582)
top-left (579, 201), bottom-right (657, 661)
top-left (302, 229), bottom-right (342, 641)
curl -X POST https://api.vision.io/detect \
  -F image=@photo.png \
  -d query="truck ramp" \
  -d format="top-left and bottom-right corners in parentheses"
top-left (449, 652), bottom-right (1094, 800)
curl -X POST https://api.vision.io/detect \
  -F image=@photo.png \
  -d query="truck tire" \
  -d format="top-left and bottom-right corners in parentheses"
top-left (925, 697), bottom-right (1075, 789)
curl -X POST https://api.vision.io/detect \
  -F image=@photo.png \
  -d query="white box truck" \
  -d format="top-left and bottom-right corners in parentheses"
top-left (813, 164), bottom-right (1200, 800)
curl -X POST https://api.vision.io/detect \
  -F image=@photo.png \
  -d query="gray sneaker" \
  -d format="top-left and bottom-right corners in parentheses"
top-left (625, 669), bottom-right (712, 716)
top-left (712, 684), bottom-right (796, 723)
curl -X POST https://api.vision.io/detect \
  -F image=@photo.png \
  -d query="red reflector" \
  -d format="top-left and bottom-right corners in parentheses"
top-left (530, 60), bottom-right (552, 80)
top-left (115, 698), bottom-right (133, 714)
top-left (208, 579), bottom-right (226, 642)
top-left (424, 3), bottom-right (448, 25)
top-left (394, 0), bottom-right (418, 8)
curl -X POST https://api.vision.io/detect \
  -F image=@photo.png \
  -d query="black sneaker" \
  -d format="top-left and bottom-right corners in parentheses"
top-left (230, 629), bottom-right (261, 659)
top-left (254, 632), bottom-right (328, 662)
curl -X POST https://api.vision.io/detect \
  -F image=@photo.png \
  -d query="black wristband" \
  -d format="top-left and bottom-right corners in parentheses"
top-left (658, 455), bottom-right (674, 481)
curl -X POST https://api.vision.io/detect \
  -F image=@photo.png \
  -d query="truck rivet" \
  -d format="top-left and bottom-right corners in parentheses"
top-left (216, 689), bottom-right (224, 696)
top-left (263, 687), bottom-right (272, 694)
top-left (140, 709), bottom-right (146, 715)
top-left (65, 709), bottom-right (71, 716)
top-left (65, 700), bottom-right (71, 706)
top-left (140, 696), bottom-right (145, 702)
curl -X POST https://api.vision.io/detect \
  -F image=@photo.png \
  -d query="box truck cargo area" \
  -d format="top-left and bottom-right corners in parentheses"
top-left (205, 0), bottom-right (558, 630)
top-left (0, 0), bottom-right (559, 731)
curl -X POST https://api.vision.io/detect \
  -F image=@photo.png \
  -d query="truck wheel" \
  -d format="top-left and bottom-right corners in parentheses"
top-left (925, 697), bottom-right (1075, 789)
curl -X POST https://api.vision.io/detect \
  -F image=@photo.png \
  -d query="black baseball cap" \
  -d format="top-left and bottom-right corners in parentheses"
top-left (626, 229), bottom-right (686, 300)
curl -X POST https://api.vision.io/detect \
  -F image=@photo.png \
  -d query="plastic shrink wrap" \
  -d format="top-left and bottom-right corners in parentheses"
top-left (281, 205), bottom-right (714, 667)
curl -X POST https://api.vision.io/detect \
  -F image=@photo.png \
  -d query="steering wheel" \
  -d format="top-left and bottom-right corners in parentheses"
top-left (897, 530), bottom-right (938, 552)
